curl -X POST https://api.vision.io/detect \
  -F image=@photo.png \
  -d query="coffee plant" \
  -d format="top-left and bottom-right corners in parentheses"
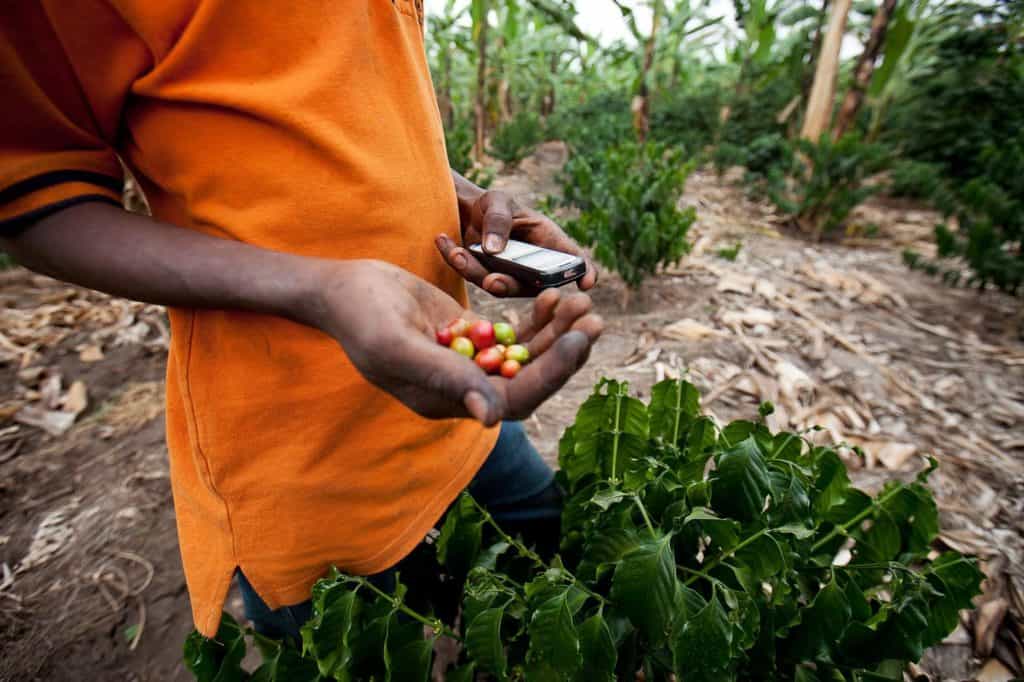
top-left (887, 160), bottom-right (944, 202)
top-left (185, 377), bottom-right (981, 682)
top-left (561, 143), bottom-right (695, 289)
top-left (488, 113), bottom-right (545, 169)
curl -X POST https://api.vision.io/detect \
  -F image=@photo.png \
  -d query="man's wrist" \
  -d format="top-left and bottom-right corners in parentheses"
top-left (451, 170), bottom-right (486, 229)
top-left (290, 258), bottom-right (356, 338)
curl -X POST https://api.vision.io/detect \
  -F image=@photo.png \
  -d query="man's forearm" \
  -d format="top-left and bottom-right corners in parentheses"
top-left (0, 201), bottom-right (338, 330)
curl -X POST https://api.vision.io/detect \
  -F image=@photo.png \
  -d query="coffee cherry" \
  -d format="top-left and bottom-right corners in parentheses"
top-left (468, 320), bottom-right (496, 350)
top-left (436, 326), bottom-right (454, 347)
top-left (493, 322), bottom-right (516, 346)
top-left (450, 337), bottom-right (475, 358)
top-left (505, 344), bottom-right (530, 364)
top-left (475, 347), bottom-right (504, 374)
top-left (448, 318), bottom-right (471, 338)
top-left (500, 359), bottom-right (521, 378)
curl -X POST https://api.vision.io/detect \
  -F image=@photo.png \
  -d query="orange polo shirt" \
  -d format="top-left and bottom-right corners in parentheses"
top-left (1, 1), bottom-right (498, 637)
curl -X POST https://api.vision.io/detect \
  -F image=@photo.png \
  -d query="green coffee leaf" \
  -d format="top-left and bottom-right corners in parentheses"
top-left (768, 465), bottom-right (812, 524)
top-left (301, 584), bottom-right (360, 678)
top-left (855, 510), bottom-right (901, 563)
top-left (250, 645), bottom-right (322, 682)
top-left (672, 589), bottom-right (734, 679)
top-left (711, 437), bottom-right (773, 523)
top-left (735, 531), bottom-right (787, 581)
top-left (682, 507), bottom-right (740, 552)
top-left (183, 613), bottom-right (247, 682)
top-left (436, 493), bottom-right (484, 578)
top-left (475, 541), bottom-right (511, 571)
top-left (683, 417), bottom-right (718, 460)
top-left (465, 606), bottom-right (508, 680)
top-left (387, 636), bottom-right (434, 682)
top-left (788, 577), bottom-right (852, 663)
top-left (576, 614), bottom-right (617, 682)
top-left (611, 533), bottom-right (680, 644)
top-left (527, 589), bottom-right (582, 676)
top-left (812, 449), bottom-right (853, 517)
top-left (590, 487), bottom-right (628, 510)
top-left (650, 379), bottom-right (700, 445)
top-left (880, 483), bottom-right (939, 556)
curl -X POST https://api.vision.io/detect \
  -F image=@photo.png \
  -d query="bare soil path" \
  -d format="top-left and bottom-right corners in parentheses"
top-left (1, 143), bottom-right (1021, 680)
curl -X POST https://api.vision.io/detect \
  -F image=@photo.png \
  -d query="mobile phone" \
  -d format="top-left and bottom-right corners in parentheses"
top-left (468, 239), bottom-right (587, 290)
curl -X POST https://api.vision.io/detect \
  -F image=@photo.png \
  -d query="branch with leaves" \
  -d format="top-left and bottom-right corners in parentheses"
top-left (185, 377), bottom-right (982, 682)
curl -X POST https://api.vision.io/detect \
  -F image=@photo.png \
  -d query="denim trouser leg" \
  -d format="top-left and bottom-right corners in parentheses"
top-left (237, 420), bottom-right (559, 643)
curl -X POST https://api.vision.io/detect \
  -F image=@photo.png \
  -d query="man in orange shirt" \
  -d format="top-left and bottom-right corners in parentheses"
top-left (0, 1), bottom-right (602, 642)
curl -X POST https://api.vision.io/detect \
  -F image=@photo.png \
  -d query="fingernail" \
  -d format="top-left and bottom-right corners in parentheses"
top-left (453, 253), bottom-right (467, 269)
top-left (485, 235), bottom-right (504, 253)
top-left (491, 280), bottom-right (508, 296)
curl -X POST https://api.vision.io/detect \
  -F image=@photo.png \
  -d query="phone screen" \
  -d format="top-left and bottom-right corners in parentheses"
top-left (513, 250), bottom-right (577, 271)
top-left (478, 240), bottom-right (577, 271)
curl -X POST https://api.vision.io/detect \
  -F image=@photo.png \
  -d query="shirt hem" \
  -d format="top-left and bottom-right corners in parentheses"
top-left (205, 421), bottom-right (500, 620)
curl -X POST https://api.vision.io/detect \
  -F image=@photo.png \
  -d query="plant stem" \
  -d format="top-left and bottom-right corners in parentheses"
top-left (610, 387), bottom-right (624, 483)
top-left (677, 564), bottom-right (720, 585)
top-left (634, 496), bottom-right (657, 537)
top-left (683, 527), bottom-right (771, 586)
top-left (467, 495), bottom-right (607, 605)
top-left (671, 381), bottom-right (683, 445)
top-left (810, 483), bottom-right (905, 553)
top-left (353, 578), bottom-right (462, 641)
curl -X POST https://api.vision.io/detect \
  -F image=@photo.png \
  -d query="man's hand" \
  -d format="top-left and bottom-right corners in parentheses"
top-left (437, 173), bottom-right (597, 297)
top-left (4, 202), bottom-right (601, 427)
top-left (320, 260), bottom-right (603, 425)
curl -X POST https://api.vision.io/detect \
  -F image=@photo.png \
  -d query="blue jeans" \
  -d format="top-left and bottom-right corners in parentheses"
top-left (236, 421), bottom-right (560, 643)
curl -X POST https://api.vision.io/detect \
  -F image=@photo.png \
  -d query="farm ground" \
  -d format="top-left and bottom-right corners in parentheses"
top-left (1, 144), bottom-right (1021, 681)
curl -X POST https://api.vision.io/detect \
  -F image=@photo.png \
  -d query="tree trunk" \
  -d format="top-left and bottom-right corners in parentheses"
top-left (800, 0), bottom-right (853, 141)
top-left (473, 2), bottom-right (489, 160)
top-left (832, 0), bottom-right (898, 140)
top-left (800, 0), bottom-right (832, 105)
top-left (541, 52), bottom-right (558, 119)
top-left (498, 79), bottom-right (512, 123)
top-left (633, 4), bottom-right (663, 144)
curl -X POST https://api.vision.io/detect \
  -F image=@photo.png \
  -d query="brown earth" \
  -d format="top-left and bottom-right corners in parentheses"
top-left (0, 143), bottom-right (1021, 681)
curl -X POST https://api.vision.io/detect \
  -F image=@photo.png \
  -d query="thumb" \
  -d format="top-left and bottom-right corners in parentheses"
top-left (474, 191), bottom-right (516, 254)
top-left (400, 335), bottom-right (505, 426)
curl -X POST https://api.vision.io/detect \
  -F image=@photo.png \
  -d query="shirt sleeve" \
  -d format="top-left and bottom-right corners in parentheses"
top-left (0, 2), bottom-right (150, 232)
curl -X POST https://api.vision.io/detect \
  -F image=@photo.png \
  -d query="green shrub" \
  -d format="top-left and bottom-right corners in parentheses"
top-left (185, 378), bottom-right (982, 682)
top-left (650, 87), bottom-right (724, 155)
top-left (743, 135), bottom-right (887, 240)
top-left (488, 112), bottom-right (545, 168)
top-left (445, 118), bottom-right (475, 175)
top-left (445, 118), bottom-right (495, 189)
top-left (886, 1), bottom-right (1023, 294)
top-left (887, 160), bottom-right (944, 201)
top-left (561, 142), bottom-right (695, 289)
top-left (546, 92), bottom-right (633, 157)
top-left (907, 138), bottom-right (1024, 295)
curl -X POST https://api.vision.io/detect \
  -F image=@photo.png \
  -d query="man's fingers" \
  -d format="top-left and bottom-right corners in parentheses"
top-left (516, 288), bottom-right (561, 343)
top-left (498, 330), bottom-right (591, 420)
top-left (526, 293), bottom-right (594, 357)
top-left (435, 234), bottom-right (491, 287)
top-left (475, 192), bottom-right (515, 254)
top-left (391, 333), bottom-right (503, 426)
top-left (481, 272), bottom-right (523, 298)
